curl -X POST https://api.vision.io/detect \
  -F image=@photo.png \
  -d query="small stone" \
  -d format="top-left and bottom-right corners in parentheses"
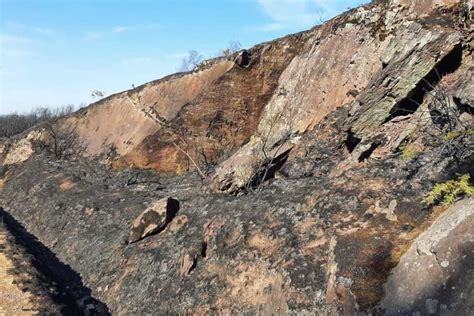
top-left (128, 197), bottom-right (180, 243)
top-left (440, 260), bottom-right (449, 268)
top-left (180, 253), bottom-right (197, 277)
top-left (84, 207), bottom-right (95, 216)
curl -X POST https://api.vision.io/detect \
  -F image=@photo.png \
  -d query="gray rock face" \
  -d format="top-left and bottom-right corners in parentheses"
top-left (382, 198), bottom-right (474, 314)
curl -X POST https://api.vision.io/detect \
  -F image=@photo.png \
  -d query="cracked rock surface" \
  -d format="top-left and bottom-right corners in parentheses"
top-left (382, 198), bottom-right (474, 314)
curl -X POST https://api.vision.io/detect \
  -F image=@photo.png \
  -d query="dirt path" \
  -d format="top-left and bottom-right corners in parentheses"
top-left (0, 229), bottom-right (38, 315)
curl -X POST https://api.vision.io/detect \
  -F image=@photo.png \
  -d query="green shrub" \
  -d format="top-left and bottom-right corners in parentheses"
top-left (422, 174), bottom-right (474, 206)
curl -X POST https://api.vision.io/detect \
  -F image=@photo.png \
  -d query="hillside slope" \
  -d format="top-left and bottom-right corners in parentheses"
top-left (0, 0), bottom-right (473, 314)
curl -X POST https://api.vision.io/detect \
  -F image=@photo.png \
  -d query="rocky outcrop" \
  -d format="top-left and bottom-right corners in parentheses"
top-left (116, 33), bottom-right (308, 173)
top-left (51, 32), bottom-right (308, 175)
top-left (3, 1), bottom-right (470, 184)
top-left (66, 61), bottom-right (233, 157)
top-left (382, 198), bottom-right (474, 314)
top-left (0, 130), bottom-right (42, 166)
top-left (209, 0), bottom-right (473, 193)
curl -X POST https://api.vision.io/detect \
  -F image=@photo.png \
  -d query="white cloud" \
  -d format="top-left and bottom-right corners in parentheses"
top-left (255, 0), bottom-right (365, 32)
top-left (0, 33), bottom-right (34, 82)
top-left (5, 21), bottom-right (57, 37)
top-left (33, 27), bottom-right (57, 36)
top-left (165, 52), bottom-right (189, 60)
top-left (112, 26), bottom-right (131, 33)
top-left (2, 48), bottom-right (33, 58)
top-left (84, 27), bottom-right (126, 40)
top-left (84, 31), bottom-right (104, 41)
top-left (0, 34), bottom-right (34, 61)
top-left (0, 34), bottom-right (32, 45)
top-left (121, 56), bottom-right (152, 65)
top-left (255, 22), bottom-right (287, 32)
top-left (258, 0), bottom-right (315, 25)
top-left (84, 24), bottom-right (159, 41)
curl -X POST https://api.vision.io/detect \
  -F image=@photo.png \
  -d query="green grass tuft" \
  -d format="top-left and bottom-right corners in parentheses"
top-left (401, 146), bottom-right (420, 161)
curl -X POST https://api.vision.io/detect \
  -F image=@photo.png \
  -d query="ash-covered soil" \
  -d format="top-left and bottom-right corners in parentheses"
top-left (1, 106), bottom-right (472, 314)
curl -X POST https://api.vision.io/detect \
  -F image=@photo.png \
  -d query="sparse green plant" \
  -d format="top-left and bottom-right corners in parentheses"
top-left (126, 164), bottom-right (141, 186)
top-left (401, 145), bottom-right (420, 161)
top-left (443, 131), bottom-right (462, 141)
top-left (444, 129), bottom-right (474, 141)
top-left (422, 174), bottom-right (474, 206)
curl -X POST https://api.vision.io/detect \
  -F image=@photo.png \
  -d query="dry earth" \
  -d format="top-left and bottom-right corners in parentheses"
top-left (0, 229), bottom-right (37, 315)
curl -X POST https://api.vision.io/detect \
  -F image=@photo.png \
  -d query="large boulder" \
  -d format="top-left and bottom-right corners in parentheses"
top-left (128, 197), bottom-right (180, 243)
top-left (382, 198), bottom-right (474, 314)
top-left (233, 49), bottom-right (250, 67)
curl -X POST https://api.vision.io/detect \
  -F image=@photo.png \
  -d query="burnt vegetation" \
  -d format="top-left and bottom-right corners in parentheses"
top-left (0, 105), bottom-right (76, 138)
top-left (35, 122), bottom-right (85, 160)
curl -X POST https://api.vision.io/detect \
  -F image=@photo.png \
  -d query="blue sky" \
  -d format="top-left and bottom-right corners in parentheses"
top-left (0, 0), bottom-right (368, 114)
